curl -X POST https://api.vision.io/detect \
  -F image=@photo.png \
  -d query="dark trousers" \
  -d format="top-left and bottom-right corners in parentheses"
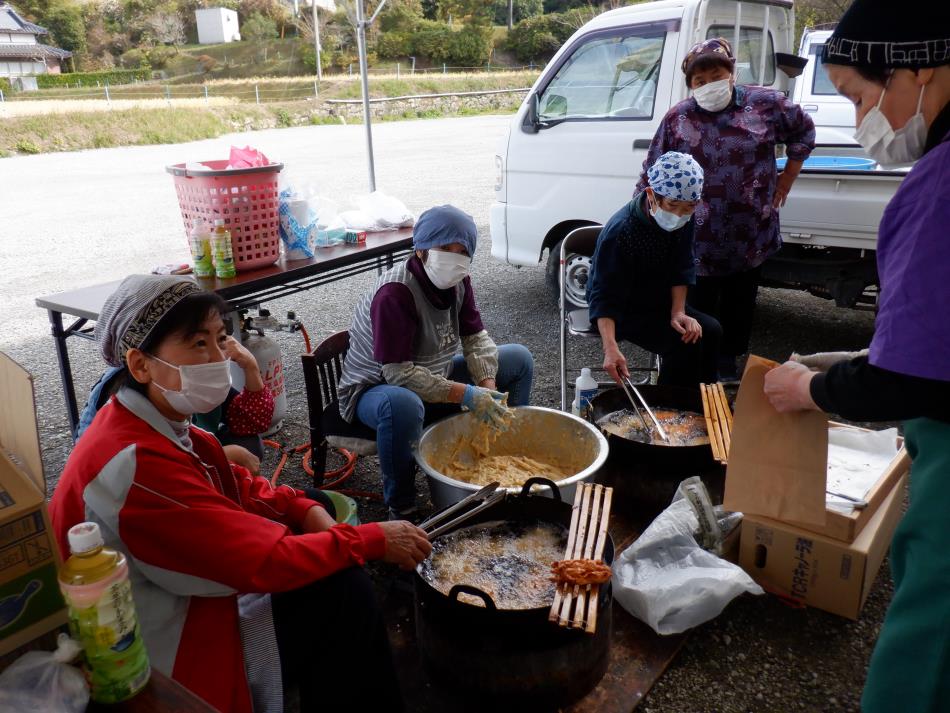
top-left (688, 266), bottom-right (761, 358)
top-left (618, 306), bottom-right (722, 387)
top-left (272, 567), bottom-right (405, 712)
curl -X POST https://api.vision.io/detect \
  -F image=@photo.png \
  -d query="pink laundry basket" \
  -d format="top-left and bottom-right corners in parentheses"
top-left (167, 160), bottom-right (284, 271)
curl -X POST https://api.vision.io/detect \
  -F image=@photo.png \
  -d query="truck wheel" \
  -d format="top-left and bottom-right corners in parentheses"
top-left (545, 238), bottom-right (591, 311)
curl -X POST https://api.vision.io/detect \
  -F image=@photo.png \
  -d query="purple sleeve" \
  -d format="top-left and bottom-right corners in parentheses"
top-left (370, 283), bottom-right (419, 364)
top-left (775, 92), bottom-right (816, 162)
top-left (459, 277), bottom-right (485, 337)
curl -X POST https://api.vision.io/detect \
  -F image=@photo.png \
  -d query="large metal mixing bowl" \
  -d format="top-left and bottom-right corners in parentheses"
top-left (414, 406), bottom-right (609, 510)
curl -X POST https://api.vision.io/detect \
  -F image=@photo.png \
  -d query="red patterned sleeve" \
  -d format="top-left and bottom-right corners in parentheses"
top-left (225, 385), bottom-right (275, 436)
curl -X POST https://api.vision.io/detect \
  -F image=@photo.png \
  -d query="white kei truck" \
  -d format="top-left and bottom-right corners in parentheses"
top-left (489, 0), bottom-right (909, 310)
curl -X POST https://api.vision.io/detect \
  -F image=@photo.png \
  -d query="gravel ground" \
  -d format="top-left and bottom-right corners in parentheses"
top-left (0, 116), bottom-right (887, 712)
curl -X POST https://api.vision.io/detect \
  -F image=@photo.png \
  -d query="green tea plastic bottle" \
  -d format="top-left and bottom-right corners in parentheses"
top-left (189, 218), bottom-right (214, 278)
top-left (211, 219), bottom-right (237, 278)
top-left (58, 522), bottom-right (150, 703)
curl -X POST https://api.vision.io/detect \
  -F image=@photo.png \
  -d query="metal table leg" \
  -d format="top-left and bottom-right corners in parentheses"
top-left (48, 309), bottom-right (80, 439)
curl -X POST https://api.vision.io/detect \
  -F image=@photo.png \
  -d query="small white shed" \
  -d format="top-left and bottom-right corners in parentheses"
top-left (195, 7), bottom-right (240, 45)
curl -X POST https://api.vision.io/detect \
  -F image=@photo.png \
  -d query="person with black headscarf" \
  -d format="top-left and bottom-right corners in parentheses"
top-left (762, 1), bottom-right (950, 710)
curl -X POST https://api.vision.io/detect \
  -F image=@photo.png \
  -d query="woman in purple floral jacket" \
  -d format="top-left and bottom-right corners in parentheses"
top-left (636, 38), bottom-right (816, 380)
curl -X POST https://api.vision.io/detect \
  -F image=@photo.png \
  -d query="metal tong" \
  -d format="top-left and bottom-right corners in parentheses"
top-left (418, 482), bottom-right (507, 540)
top-left (620, 376), bottom-right (669, 442)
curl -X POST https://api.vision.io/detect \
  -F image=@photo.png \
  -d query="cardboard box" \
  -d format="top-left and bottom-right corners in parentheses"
top-left (725, 357), bottom-right (907, 543)
top-left (739, 473), bottom-right (907, 620)
top-left (784, 424), bottom-right (909, 542)
top-left (0, 352), bottom-right (67, 655)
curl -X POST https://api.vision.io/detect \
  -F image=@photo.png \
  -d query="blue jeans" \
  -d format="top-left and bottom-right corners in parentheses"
top-left (354, 344), bottom-right (534, 509)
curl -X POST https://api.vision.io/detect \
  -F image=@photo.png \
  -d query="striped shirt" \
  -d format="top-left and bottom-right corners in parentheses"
top-left (338, 258), bottom-right (468, 422)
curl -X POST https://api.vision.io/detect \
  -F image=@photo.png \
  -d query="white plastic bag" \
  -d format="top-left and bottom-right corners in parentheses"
top-left (357, 191), bottom-right (415, 229)
top-left (612, 478), bottom-right (762, 635)
top-left (337, 209), bottom-right (378, 232)
top-left (0, 634), bottom-right (89, 713)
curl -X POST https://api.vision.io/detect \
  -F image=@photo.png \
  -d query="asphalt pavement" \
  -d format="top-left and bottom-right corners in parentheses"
top-left (0, 115), bottom-right (881, 712)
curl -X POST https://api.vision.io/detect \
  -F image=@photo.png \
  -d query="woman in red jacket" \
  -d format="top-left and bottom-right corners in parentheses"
top-left (49, 274), bottom-right (430, 713)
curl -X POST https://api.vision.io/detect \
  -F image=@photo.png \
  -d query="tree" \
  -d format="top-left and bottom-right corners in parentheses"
top-left (492, 0), bottom-right (542, 27)
top-left (239, 0), bottom-right (290, 36)
top-left (794, 0), bottom-right (850, 45)
top-left (378, 0), bottom-right (422, 32)
top-left (437, 0), bottom-right (493, 27)
top-left (21, 0), bottom-right (87, 53)
top-left (144, 9), bottom-right (185, 44)
top-left (242, 11), bottom-right (278, 41)
top-left (541, 0), bottom-right (592, 12)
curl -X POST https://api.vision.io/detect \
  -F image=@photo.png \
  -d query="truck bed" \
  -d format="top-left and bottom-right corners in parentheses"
top-left (780, 168), bottom-right (907, 250)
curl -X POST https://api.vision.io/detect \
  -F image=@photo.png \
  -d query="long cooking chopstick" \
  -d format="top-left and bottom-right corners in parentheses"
top-left (701, 384), bottom-right (724, 463)
top-left (626, 377), bottom-right (670, 442)
top-left (711, 385), bottom-right (732, 458)
top-left (418, 482), bottom-right (500, 533)
top-left (424, 490), bottom-right (506, 540)
top-left (716, 382), bottom-right (734, 430)
top-left (618, 377), bottom-right (650, 432)
top-left (550, 485), bottom-right (585, 623)
top-left (558, 484), bottom-right (592, 625)
top-left (585, 486), bottom-right (613, 634)
top-left (571, 484), bottom-right (603, 629)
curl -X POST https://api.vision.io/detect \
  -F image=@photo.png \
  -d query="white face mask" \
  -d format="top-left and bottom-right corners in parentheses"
top-left (693, 78), bottom-right (733, 112)
top-left (424, 250), bottom-right (471, 289)
top-left (854, 80), bottom-right (927, 168)
top-left (648, 193), bottom-right (692, 232)
top-left (150, 356), bottom-right (232, 415)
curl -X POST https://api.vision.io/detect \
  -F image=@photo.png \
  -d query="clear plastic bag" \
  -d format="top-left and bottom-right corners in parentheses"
top-left (612, 477), bottom-right (762, 635)
top-left (357, 191), bottom-right (415, 229)
top-left (278, 187), bottom-right (315, 260)
top-left (0, 634), bottom-right (89, 713)
top-left (337, 209), bottom-right (378, 232)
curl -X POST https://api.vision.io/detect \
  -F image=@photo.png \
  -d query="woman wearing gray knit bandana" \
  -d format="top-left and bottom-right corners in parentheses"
top-left (336, 204), bottom-right (535, 519)
top-left (50, 274), bottom-right (430, 712)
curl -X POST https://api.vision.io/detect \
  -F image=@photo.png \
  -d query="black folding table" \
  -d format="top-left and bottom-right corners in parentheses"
top-left (35, 229), bottom-right (414, 436)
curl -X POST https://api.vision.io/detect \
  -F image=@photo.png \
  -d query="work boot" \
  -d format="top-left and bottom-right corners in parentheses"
top-left (387, 504), bottom-right (421, 524)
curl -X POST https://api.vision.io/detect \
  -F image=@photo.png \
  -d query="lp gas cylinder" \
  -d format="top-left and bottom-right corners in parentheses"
top-left (234, 329), bottom-right (286, 435)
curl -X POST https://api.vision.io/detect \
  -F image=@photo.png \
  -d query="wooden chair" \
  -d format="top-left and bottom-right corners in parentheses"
top-left (301, 331), bottom-right (378, 488)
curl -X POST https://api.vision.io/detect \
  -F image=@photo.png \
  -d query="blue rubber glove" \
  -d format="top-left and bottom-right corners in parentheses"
top-left (461, 384), bottom-right (511, 429)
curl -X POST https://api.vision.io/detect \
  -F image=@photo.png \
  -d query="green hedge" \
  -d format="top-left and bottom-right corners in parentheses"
top-left (375, 20), bottom-right (493, 67)
top-left (0, 77), bottom-right (10, 93)
top-left (36, 69), bottom-right (152, 88)
top-left (506, 9), bottom-right (596, 62)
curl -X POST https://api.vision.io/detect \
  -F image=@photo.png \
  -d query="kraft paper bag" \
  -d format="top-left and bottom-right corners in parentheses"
top-left (723, 355), bottom-right (829, 526)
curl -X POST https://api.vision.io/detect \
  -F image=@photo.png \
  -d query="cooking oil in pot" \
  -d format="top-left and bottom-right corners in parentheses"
top-left (420, 520), bottom-right (567, 610)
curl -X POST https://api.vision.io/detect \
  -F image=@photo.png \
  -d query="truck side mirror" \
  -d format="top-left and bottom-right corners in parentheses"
top-left (522, 92), bottom-right (541, 134)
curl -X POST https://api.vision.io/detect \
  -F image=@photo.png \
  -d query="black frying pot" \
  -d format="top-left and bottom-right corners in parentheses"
top-left (414, 478), bottom-right (614, 711)
top-left (589, 384), bottom-right (716, 470)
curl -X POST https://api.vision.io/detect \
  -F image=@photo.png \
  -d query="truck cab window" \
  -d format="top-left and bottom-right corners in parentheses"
top-left (706, 25), bottom-right (775, 85)
top-left (539, 30), bottom-right (666, 122)
top-left (810, 47), bottom-right (838, 96)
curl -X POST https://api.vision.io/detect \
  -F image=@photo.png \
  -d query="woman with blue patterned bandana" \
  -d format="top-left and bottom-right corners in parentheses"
top-left (587, 151), bottom-right (722, 388)
top-left (637, 37), bottom-right (816, 381)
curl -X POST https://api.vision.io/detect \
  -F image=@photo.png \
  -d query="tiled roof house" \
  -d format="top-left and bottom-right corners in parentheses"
top-left (0, 3), bottom-right (72, 78)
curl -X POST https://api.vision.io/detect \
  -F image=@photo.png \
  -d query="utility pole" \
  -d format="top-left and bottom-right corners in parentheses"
top-left (312, 0), bottom-right (323, 81)
top-left (354, 0), bottom-right (388, 192)
top-left (508, 0), bottom-right (514, 30)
